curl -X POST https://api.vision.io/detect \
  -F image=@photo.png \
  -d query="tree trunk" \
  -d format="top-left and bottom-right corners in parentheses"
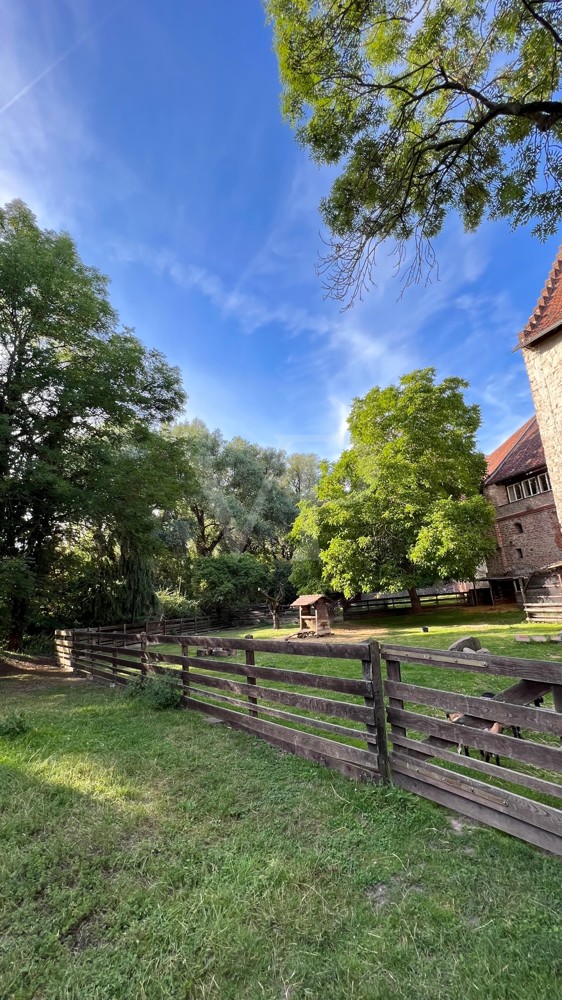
top-left (407, 586), bottom-right (422, 615)
top-left (7, 595), bottom-right (27, 652)
top-left (272, 606), bottom-right (280, 630)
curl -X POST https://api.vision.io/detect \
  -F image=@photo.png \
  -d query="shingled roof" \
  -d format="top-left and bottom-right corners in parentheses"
top-left (518, 247), bottom-right (562, 347)
top-left (485, 416), bottom-right (547, 485)
top-left (290, 594), bottom-right (326, 607)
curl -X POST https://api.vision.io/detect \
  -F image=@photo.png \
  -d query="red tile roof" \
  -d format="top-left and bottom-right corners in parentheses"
top-left (519, 247), bottom-right (562, 346)
top-left (485, 416), bottom-right (546, 484)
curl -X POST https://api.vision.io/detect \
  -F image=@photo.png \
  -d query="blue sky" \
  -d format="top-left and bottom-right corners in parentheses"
top-left (0, 0), bottom-right (559, 458)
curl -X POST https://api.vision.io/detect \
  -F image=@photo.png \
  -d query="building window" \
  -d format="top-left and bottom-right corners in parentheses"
top-left (506, 472), bottom-right (551, 503)
top-left (516, 548), bottom-right (523, 559)
top-left (514, 522), bottom-right (523, 533)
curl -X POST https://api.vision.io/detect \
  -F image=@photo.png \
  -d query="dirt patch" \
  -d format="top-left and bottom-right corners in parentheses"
top-left (449, 815), bottom-right (480, 835)
top-left (61, 910), bottom-right (105, 954)
top-left (0, 653), bottom-right (71, 680)
top-left (365, 875), bottom-right (424, 910)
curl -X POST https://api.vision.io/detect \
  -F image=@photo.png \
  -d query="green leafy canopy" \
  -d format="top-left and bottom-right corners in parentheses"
top-left (267, 0), bottom-right (562, 297)
top-left (292, 368), bottom-right (496, 598)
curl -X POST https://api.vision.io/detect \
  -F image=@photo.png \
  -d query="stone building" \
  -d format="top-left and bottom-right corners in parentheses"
top-left (483, 415), bottom-right (562, 603)
top-left (518, 249), bottom-right (562, 525)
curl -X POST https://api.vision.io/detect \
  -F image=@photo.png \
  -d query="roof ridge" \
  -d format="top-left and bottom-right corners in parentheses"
top-left (520, 247), bottom-right (562, 342)
top-left (485, 416), bottom-right (536, 482)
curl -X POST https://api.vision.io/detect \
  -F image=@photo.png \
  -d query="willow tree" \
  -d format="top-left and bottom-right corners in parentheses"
top-left (291, 369), bottom-right (496, 610)
top-left (0, 200), bottom-right (185, 647)
top-left (267, 0), bottom-right (562, 298)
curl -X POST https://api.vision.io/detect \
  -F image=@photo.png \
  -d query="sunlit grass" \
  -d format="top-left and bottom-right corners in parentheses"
top-left (1, 675), bottom-right (562, 999)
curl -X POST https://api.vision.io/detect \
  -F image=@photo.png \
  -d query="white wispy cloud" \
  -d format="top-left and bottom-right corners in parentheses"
top-left (0, 1), bottom-right (137, 233)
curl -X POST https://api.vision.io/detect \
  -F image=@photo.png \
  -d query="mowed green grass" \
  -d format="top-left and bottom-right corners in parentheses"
top-left (2, 670), bottom-right (562, 1000)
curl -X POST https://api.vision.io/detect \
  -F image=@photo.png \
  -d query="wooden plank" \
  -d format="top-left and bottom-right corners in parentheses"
top-left (362, 642), bottom-right (390, 782)
top-left (151, 634), bottom-right (369, 660)
top-left (73, 631), bottom-right (145, 642)
top-left (381, 643), bottom-right (562, 684)
top-left (74, 642), bottom-right (142, 661)
top-left (148, 651), bottom-right (189, 667)
top-left (392, 769), bottom-right (562, 857)
top-left (390, 755), bottom-right (562, 838)
top-left (180, 671), bottom-right (370, 722)
top-left (76, 649), bottom-right (143, 672)
top-left (385, 680), bottom-right (562, 737)
top-left (391, 734), bottom-right (562, 802)
top-left (260, 730), bottom-right (378, 782)
top-left (183, 697), bottom-right (377, 769)
top-left (81, 666), bottom-right (128, 686)
top-left (182, 655), bottom-right (370, 696)
top-left (186, 686), bottom-right (369, 740)
top-left (388, 707), bottom-right (562, 773)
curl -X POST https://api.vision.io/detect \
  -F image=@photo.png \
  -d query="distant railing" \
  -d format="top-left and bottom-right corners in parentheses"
top-left (67, 605), bottom-right (299, 649)
top-left (343, 592), bottom-right (471, 618)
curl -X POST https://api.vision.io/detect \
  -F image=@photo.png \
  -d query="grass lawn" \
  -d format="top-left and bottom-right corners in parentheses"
top-left (1, 665), bottom-right (562, 1000)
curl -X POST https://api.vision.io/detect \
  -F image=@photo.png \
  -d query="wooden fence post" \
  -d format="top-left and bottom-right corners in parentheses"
top-left (386, 657), bottom-right (406, 744)
top-left (140, 632), bottom-right (149, 678)
top-left (362, 642), bottom-right (390, 783)
top-left (181, 641), bottom-right (189, 705)
top-left (553, 685), bottom-right (562, 745)
top-left (246, 643), bottom-right (258, 718)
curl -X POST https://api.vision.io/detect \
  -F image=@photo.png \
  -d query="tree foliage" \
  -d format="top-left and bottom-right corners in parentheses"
top-left (267, 0), bottom-right (562, 297)
top-left (162, 421), bottom-right (301, 558)
top-left (292, 369), bottom-right (496, 605)
top-left (0, 200), bottom-right (185, 645)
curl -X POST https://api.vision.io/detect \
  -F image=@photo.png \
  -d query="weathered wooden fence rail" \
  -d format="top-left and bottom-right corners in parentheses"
top-left (380, 642), bottom-right (562, 856)
top-left (55, 628), bottom-right (562, 855)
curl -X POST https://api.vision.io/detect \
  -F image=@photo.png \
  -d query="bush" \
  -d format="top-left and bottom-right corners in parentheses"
top-left (0, 711), bottom-right (29, 737)
top-left (125, 672), bottom-right (182, 710)
top-left (23, 633), bottom-right (54, 656)
top-left (155, 589), bottom-right (201, 620)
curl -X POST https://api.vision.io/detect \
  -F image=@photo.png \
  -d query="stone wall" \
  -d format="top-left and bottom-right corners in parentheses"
top-left (484, 480), bottom-right (562, 578)
top-left (523, 331), bottom-right (562, 525)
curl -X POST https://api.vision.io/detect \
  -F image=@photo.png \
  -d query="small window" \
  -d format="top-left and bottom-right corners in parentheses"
top-left (522, 478), bottom-right (538, 497)
top-left (507, 483), bottom-right (522, 502)
top-left (514, 522), bottom-right (523, 534)
top-left (516, 548), bottom-right (523, 559)
top-left (507, 473), bottom-right (552, 502)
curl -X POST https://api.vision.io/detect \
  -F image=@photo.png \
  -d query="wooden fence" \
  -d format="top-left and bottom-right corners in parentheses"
top-left (343, 592), bottom-right (470, 619)
top-left (67, 606), bottom-right (298, 649)
top-left (380, 642), bottom-right (562, 856)
top-left (55, 629), bottom-right (562, 855)
top-left (56, 629), bottom-right (389, 784)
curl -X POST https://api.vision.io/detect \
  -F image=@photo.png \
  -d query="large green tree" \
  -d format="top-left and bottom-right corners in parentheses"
top-left (163, 421), bottom-right (297, 558)
top-left (0, 200), bottom-right (185, 646)
top-left (291, 369), bottom-right (496, 610)
top-left (267, 0), bottom-right (562, 297)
